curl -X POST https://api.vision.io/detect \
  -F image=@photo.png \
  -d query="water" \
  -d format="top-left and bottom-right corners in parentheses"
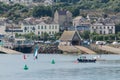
top-left (0, 54), bottom-right (120, 80)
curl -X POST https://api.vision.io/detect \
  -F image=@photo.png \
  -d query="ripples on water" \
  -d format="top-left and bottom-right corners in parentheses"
top-left (0, 54), bottom-right (120, 80)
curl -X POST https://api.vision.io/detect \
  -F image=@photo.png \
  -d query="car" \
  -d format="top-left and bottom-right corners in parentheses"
top-left (112, 41), bottom-right (118, 45)
top-left (96, 41), bottom-right (106, 45)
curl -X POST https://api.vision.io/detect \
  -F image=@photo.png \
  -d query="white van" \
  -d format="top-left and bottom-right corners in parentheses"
top-left (96, 41), bottom-right (106, 45)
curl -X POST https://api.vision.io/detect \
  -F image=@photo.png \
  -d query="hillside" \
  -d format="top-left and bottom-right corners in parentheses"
top-left (0, 0), bottom-right (120, 22)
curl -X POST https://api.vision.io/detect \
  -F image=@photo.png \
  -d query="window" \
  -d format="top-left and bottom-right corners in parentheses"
top-left (41, 31), bottom-right (43, 34)
top-left (33, 27), bottom-right (35, 30)
top-left (55, 26), bottom-right (57, 29)
top-left (24, 27), bottom-right (27, 31)
top-left (52, 26), bottom-right (54, 29)
top-left (41, 26), bottom-right (43, 29)
top-left (49, 32), bottom-right (51, 34)
top-left (38, 26), bottom-right (40, 29)
top-left (109, 29), bottom-right (112, 34)
top-left (38, 31), bottom-right (40, 35)
top-left (45, 25), bottom-right (46, 29)
top-left (100, 31), bottom-right (102, 34)
top-left (104, 31), bottom-right (105, 34)
top-left (49, 25), bottom-right (51, 29)
top-left (52, 31), bottom-right (54, 34)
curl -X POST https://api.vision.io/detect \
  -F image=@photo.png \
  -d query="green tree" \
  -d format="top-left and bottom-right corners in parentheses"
top-left (32, 6), bottom-right (52, 18)
top-left (41, 32), bottom-right (50, 41)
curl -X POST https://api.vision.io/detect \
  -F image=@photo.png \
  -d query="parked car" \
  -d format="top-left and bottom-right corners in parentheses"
top-left (112, 41), bottom-right (119, 45)
top-left (96, 41), bottom-right (106, 45)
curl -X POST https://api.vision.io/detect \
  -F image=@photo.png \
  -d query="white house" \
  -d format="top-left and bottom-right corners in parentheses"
top-left (44, 0), bottom-right (53, 6)
top-left (91, 22), bottom-right (115, 34)
top-left (21, 21), bottom-right (59, 36)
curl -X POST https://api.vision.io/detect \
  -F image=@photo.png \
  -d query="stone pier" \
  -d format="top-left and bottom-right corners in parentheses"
top-left (0, 46), bottom-right (23, 54)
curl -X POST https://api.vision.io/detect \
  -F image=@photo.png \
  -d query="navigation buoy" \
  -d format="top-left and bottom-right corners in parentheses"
top-left (24, 64), bottom-right (28, 70)
top-left (74, 60), bottom-right (78, 64)
top-left (51, 59), bottom-right (55, 64)
top-left (23, 54), bottom-right (26, 60)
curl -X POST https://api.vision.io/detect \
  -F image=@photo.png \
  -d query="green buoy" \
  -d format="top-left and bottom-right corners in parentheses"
top-left (51, 59), bottom-right (55, 64)
top-left (24, 64), bottom-right (28, 70)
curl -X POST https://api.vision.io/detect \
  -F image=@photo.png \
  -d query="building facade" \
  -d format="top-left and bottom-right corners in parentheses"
top-left (73, 16), bottom-right (91, 32)
top-left (21, 21), bottom-right (59, 36)
top-left (54, 10), bottom-right (72, 30)
top-left (59, 31), bottom-right (82, 46)
top-left (0, 17), bottom-right (7, 37)
top-left (90, 22), bottom-right (115, 34)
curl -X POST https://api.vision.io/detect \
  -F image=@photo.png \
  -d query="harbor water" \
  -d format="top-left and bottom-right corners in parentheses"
top-left (0, 54), bottom-right (120, 80)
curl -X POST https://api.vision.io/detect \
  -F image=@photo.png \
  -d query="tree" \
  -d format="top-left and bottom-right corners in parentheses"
top-left (54, 32), bottom-right (62, 40)
top-left (40, 32), bottom-right (50, 41)
top-left (32, 6), bottom-right (52, 18)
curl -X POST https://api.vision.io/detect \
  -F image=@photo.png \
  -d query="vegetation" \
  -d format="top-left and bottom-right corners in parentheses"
top-left (1, 1), bottom-right (120, 42)
top-left (0, 0), bottom-right (120, 22)
top-left (32, 6), bottom-right (52, 18)
top-left (80, 31), bottom-right (120, 42)
top-left (15, 32), bottom-right (62, 41)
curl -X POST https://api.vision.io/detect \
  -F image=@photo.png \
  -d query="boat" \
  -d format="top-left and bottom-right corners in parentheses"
top-left (77, 56), bottom-right (96, 63)
top-left (33, 48), bottom-right (38, 59)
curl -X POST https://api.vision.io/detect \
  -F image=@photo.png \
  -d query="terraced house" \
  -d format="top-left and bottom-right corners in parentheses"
top-left (3, 17), bottom-right (59, 37)
top-left (90, 18), bottom-right (115, 34)
top-left (21, 21), bottom-right (59, 36)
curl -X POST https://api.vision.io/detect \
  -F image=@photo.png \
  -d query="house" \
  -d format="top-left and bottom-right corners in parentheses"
top-left (5, 23), bottom-right (23, 38)
top-left (54, 9), bottom-right (72, 30)
top-left (59, 31), bottom-right (82, 46)
top-left (44, 0), bottom-right (53, 6)
top-left (0, 17), bottom-right (7, 36)
top-left (91, 22), bottom-right (115, 34)
top-left (73, 16), bottom-right (91, 32)
top-left (21, 20), bottom-right (59, 36)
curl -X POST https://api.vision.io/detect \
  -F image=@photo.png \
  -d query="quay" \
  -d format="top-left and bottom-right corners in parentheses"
top-left (1, 44), bottom-right (120, 54)
top-left (0, 46), bottom-right (23, 54)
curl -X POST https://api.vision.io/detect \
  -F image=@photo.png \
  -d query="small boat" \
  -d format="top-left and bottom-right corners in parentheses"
top-left (33, 48), bottom-right (38, 60)
top-left (77, 56), bottom-right (96, 63)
